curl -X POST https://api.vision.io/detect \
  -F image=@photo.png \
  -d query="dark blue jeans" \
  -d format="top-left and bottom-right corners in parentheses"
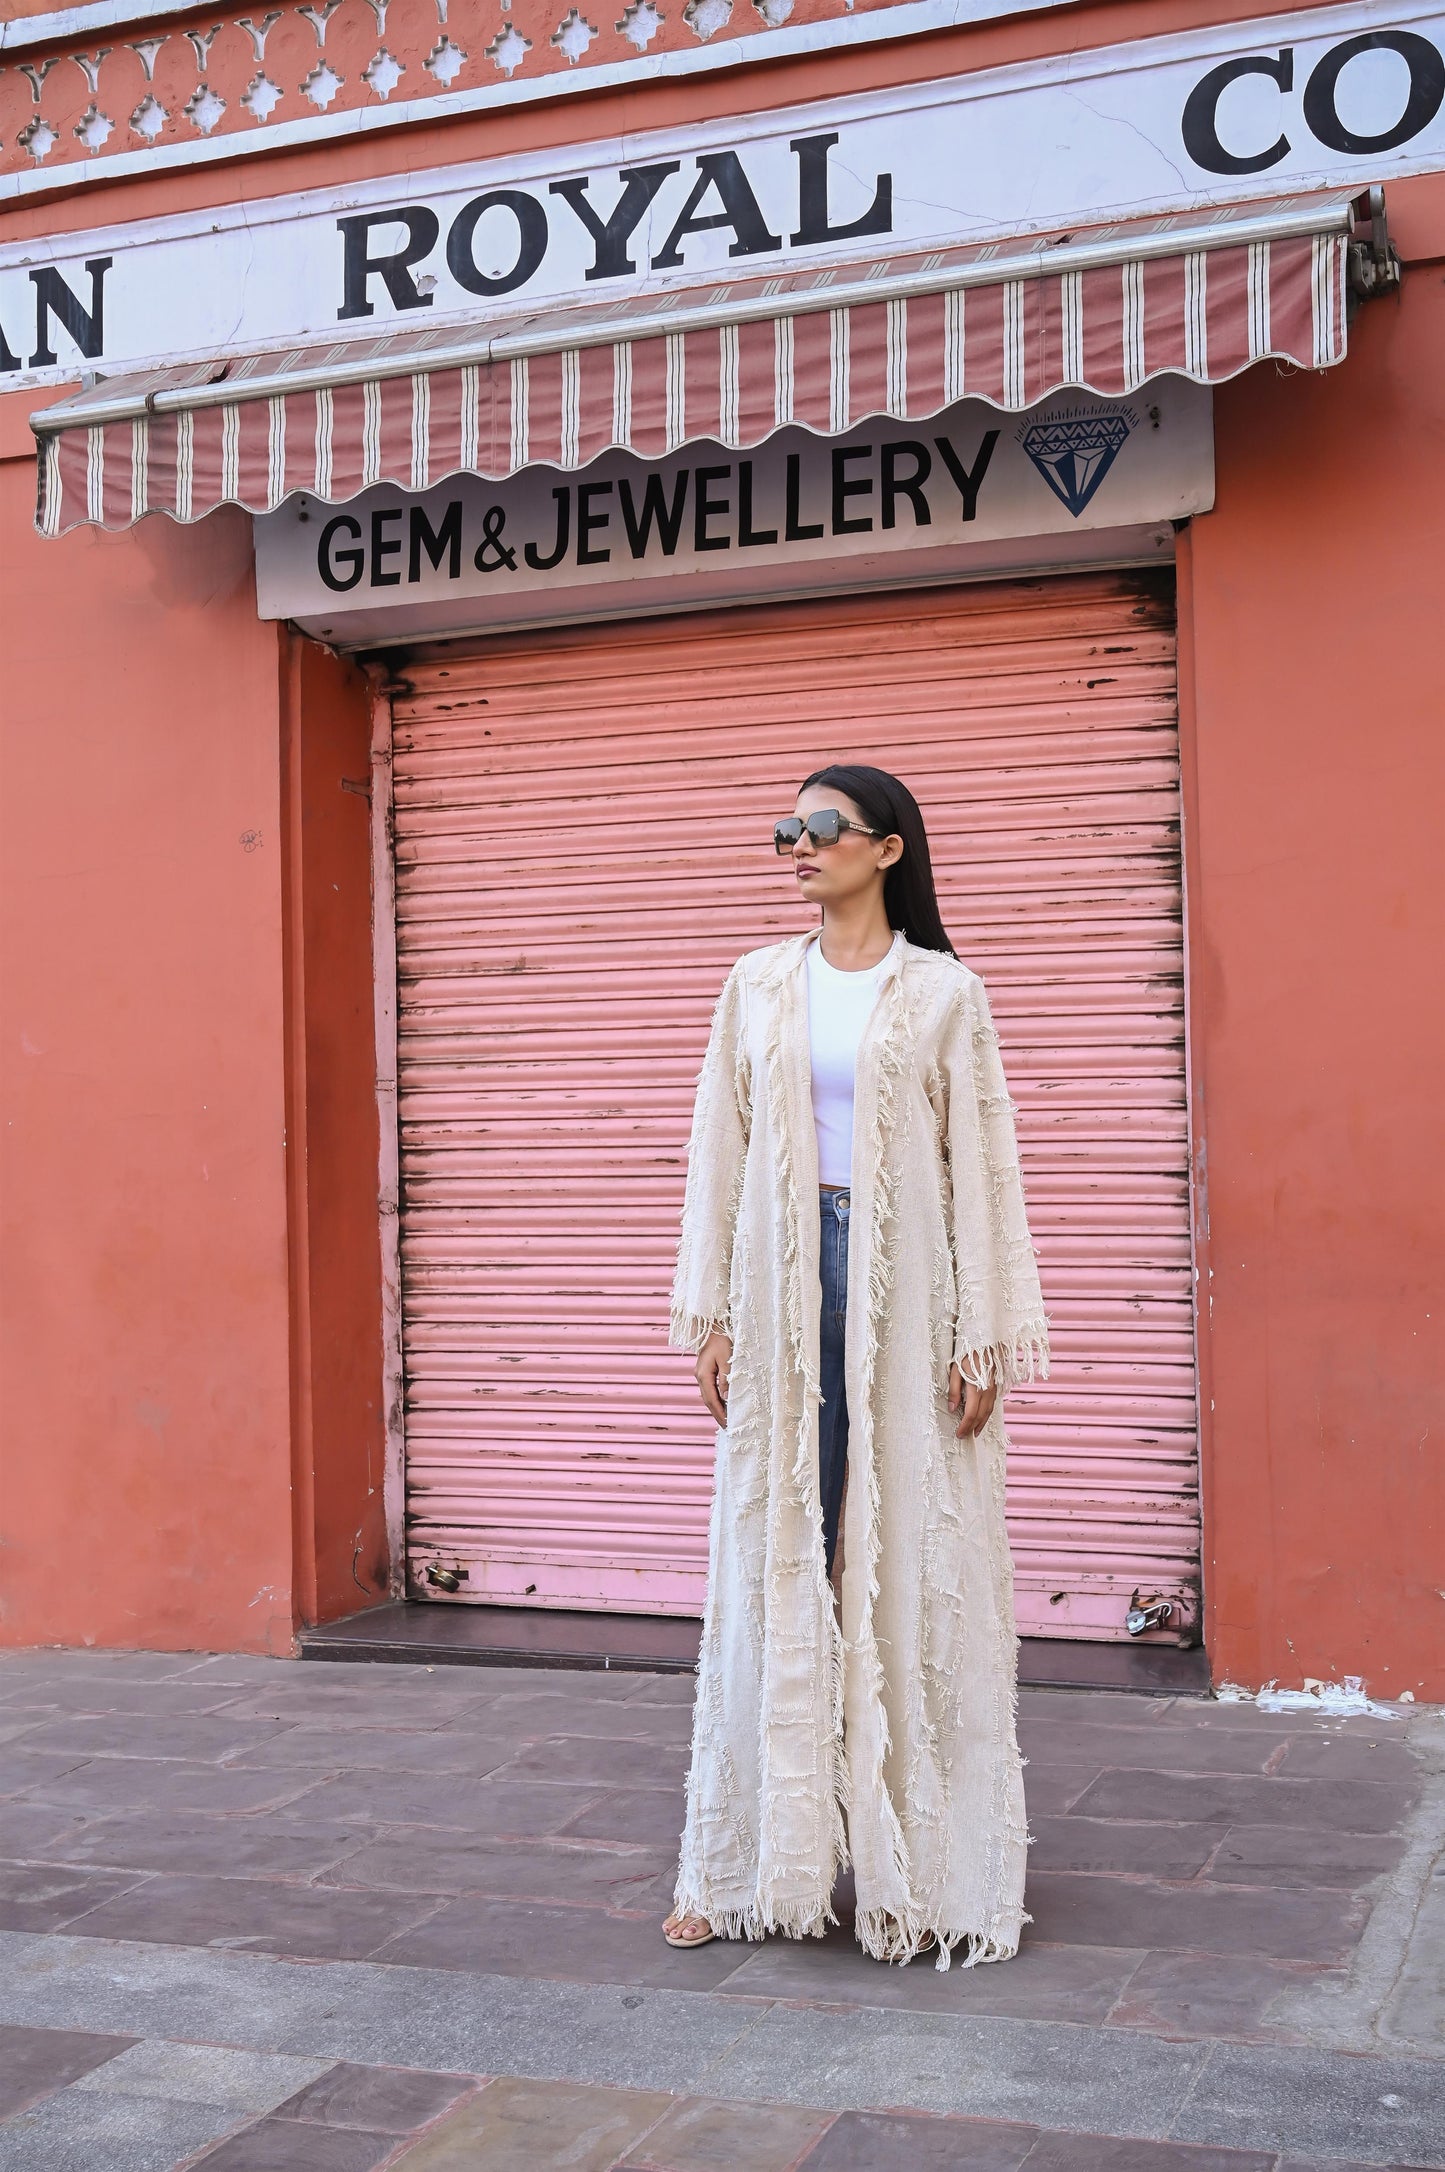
top-left (819, 1187), bottom-right (851, 1577)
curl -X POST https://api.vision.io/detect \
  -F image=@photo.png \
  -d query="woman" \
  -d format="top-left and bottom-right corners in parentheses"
top-left (662, 764), bottom-right (1048, 1970)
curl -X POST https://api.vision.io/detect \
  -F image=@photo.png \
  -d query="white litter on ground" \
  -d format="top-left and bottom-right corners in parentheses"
top-left (1214, 1676), bottom-right (1402, 1719)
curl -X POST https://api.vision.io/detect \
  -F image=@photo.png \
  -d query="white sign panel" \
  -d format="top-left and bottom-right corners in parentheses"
top-left (4, 1), bottom-right (1445, 388)
top-left (254, 383), bottom-right (1213, 644)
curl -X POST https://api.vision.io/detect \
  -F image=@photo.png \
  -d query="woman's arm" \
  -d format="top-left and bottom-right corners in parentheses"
top-left (940, 973), bottom-right (1050, 1430)
top-left (669, 961), bottom-right (751, 1366)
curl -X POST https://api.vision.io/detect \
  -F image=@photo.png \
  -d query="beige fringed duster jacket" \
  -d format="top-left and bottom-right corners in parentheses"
top-left (669, 928), bottom-right (1049, 1969)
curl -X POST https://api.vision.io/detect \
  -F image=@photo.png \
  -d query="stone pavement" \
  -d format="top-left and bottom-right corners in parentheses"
top-left (0, 1647), bottom-right (1441, 2170)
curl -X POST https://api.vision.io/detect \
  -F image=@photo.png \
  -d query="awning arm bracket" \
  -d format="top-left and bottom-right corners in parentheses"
top-left (1349, 186), bottom-right (1401, 301)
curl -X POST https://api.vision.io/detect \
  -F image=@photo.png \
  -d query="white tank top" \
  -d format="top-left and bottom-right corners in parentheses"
top-left (806, 937), bottom-right (891, 1187)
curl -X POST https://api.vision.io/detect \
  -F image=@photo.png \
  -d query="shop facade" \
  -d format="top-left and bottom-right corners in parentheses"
top-left (2, 0), bottom-right (1441, 1695)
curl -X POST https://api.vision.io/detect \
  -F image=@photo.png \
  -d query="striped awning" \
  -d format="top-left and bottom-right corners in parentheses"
top-left (34, 191), bottom-right (1362, 538)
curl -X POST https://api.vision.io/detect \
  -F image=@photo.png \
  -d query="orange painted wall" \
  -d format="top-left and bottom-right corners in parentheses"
top-left (0, 424), bottom-right (386, 1652)
top-left (1182, 264), bottom-right (1445, 1700)
top-left (282, 637), bottom-right (389, 1624)
top-left (0, 478), bottom-right (298, 1653)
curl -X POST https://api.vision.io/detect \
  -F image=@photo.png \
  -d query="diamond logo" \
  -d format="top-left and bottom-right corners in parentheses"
top-left (1020, 410), bottom-right (1133, 518)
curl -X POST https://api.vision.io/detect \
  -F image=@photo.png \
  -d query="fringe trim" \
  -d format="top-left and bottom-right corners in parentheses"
top-left (669, 1307), bottom-right (730, 1356)
top-left (758, 947), bottom-right (849, 1911)
top-left (848, 960), bottom-right (916, 1914)
top-left (672, 1893), bottom-right (836, 1946)
top-left (855, 1905), bottom-right (1025, 1971)
top-left (952, 1322), bottom-right (1052, 1391)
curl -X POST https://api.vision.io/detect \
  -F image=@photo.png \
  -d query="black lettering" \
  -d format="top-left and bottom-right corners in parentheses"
top-left (370, 507), bottom-right (403, 586)
top-left (618, 469), bottom-right (689, 556)
top-left (933, 431), bottom-right (999, 521)
top-left (0, 316), bottom-right (22, 373)
top-left (446, 190), bottom-right (548, 298)
top-left (576, 479), bottom-right (614, 564)
top-left (337, 208), bottom-right (439, 320)
top-left (737, 460), bottom-right (777, 548)
top-left (880, 440), bottom-right (932, 529)
top-left (549, 164), bottom-right (681, 279)
top-left (831, 445), bottom-right (873, 536)
top-left (651, 152), bottom-right (782, 269)
top-left (525, 488), bottom-right (571, 570)
top-left (1181, 51), bottom-right (1293, 174)
top-left (318, 514), bottom-right (365, 592)
top-left (790, 132), bottom-right (892, 246)
top-left (408, 501), bottom-right (462, 582)
top-left (1304, 31), bottom-right (1445, 154)
top-left (28, 259), bottom-right (110, 367)
top-left (784, 452), bottom-right (824, 541)
top-left (694, 464), bottom-right (732, 552)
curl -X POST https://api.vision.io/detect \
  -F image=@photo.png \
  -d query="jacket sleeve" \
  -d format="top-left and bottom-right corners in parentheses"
top-left (669, 961), bottom-right (751, 1353)
top-left (941, 974), bottom-right (1050, 1391)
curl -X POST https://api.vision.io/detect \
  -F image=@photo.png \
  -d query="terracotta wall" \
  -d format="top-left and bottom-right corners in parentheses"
top-left (0, 414), bottom-right (384, 1653)
top-left (283, 637), bottom-right (388, 1625)
top-left (1183, 252), bottom-right (1445, 1699)
top-left (0, 459), bottom-right (297, 1652)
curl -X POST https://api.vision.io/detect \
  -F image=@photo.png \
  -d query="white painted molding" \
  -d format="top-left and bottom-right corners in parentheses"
top-left (0, 0), bottom-right (1067, 199)
top-left (0, 0), bottom-right (220, 48)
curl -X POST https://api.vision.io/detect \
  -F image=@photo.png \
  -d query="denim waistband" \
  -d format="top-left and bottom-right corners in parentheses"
top-left (820, 1186), bottom-right (851, 1220)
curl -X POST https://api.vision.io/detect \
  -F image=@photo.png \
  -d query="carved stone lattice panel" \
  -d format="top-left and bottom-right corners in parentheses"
top-left (0, 0), bottom-right (912, 178)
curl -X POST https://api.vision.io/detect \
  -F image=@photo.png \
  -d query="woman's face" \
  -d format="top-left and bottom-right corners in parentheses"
top-left (789, 785), bottom-right (902, 911)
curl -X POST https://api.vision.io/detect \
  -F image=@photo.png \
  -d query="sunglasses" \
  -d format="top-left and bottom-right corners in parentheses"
top-left (774, 810), bottom-right (881, 855)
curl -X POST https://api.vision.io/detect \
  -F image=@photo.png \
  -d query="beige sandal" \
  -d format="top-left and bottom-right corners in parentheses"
top-left (662, 1912), bottom-right (716, 1949)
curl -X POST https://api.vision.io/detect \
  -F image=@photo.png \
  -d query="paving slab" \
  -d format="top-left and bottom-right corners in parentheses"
top-left (1205, 1824), bottom-right (1408, 1890)
top-left (1016, 1720), bottom-right (1291, 1776)
top-left (1172, 2041), bottom-right (1445, 2164)
top-left (55, 1873), bottom-right (442, 1961)
top-left (700, 2000), bottom-right (1211, 2132)
top-left (0, 1862), bottom-right (147, 1933)
top-left (619, 2092), bottom-right (833, 2169)
top-left (0, 2023), bottom-right (135, 2117)
top-left (275, 1769), bottom-right (603, 1834)
top-left (387, 2075), bottom-right (676, 2172)
top-left (270, 2060), bottom-right (474, 2133)
top-left (69, 2041), bottom-right (332, 2112)
top-left (320, 1832), bottom-right (672, 1904)
top-left (14, 1717), bottom-right (290, 1765)
top-left (715, 1930), bottom-right (1142, 2024)
top-left (185, 2116), bottom-right (401, 2170)
top-left (19, 1761), bottom-right (324, 1816)
top-left (1024, 1870), bottom-right (1365, 1962)
top-left (0, 2084), bottom-right (242, 2172)
top-left (223, 1727), bottom-right (521, 1776)
top-left (214, 1686), bottom-right (500, 1730)
top-left (1070, 1769), bottom-right (1418, 1835)
top-left (21, 1809), bottom-right (370, 1881)
top-left (795, 2108), bottom-right (1038, 2170)
top-left (372, 1891), bottom-right (762, 1991)
top-left (559, 1789), bottom-right (689, 1847)
top-left (1101, 1951), bottom-right (1316, 2042)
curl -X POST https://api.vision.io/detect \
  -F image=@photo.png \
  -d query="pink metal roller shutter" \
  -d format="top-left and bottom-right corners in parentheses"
top-left (391, 569), bottom-right (1198, 1639)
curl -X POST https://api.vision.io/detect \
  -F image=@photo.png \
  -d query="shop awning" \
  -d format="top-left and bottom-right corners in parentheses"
top-left (34, 190), bottom-right (1374, 538)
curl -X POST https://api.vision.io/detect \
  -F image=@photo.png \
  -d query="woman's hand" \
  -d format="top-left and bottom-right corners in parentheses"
top-left (948, 1363), bottom-right (998, 1439)
top-left (696, 1331), bottom-right (733, 1425)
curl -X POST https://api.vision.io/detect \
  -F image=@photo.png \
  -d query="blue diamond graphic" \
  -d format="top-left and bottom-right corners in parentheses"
top-left (1021, 413), bottom-right (1133, 518)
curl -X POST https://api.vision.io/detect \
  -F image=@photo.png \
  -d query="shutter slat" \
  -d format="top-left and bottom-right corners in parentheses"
top-left (392, 574), bottom-right (1198, 1639)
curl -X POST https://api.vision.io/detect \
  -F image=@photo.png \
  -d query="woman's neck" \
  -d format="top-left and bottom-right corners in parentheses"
top-left (817, 900), bottom-right (895, 972)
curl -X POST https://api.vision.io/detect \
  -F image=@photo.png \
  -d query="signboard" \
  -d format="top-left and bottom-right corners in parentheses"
top-left (5, 2), bottom-right (1445, 388)
top-left (253, 381), bottom-right (1213, 644)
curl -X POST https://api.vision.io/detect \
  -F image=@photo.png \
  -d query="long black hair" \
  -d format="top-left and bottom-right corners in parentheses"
top-left (799, 763), bottom-right (955, 956)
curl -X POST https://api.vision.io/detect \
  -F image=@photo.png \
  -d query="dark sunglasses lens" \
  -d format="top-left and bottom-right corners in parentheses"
top-left (807, 811), bottom-right (842, 847)
top-left (774, 819), bottom-right (804, 854)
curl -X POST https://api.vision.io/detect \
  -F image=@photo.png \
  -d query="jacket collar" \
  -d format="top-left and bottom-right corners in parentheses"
top-left (764, 926), bottom-right (907, 990)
